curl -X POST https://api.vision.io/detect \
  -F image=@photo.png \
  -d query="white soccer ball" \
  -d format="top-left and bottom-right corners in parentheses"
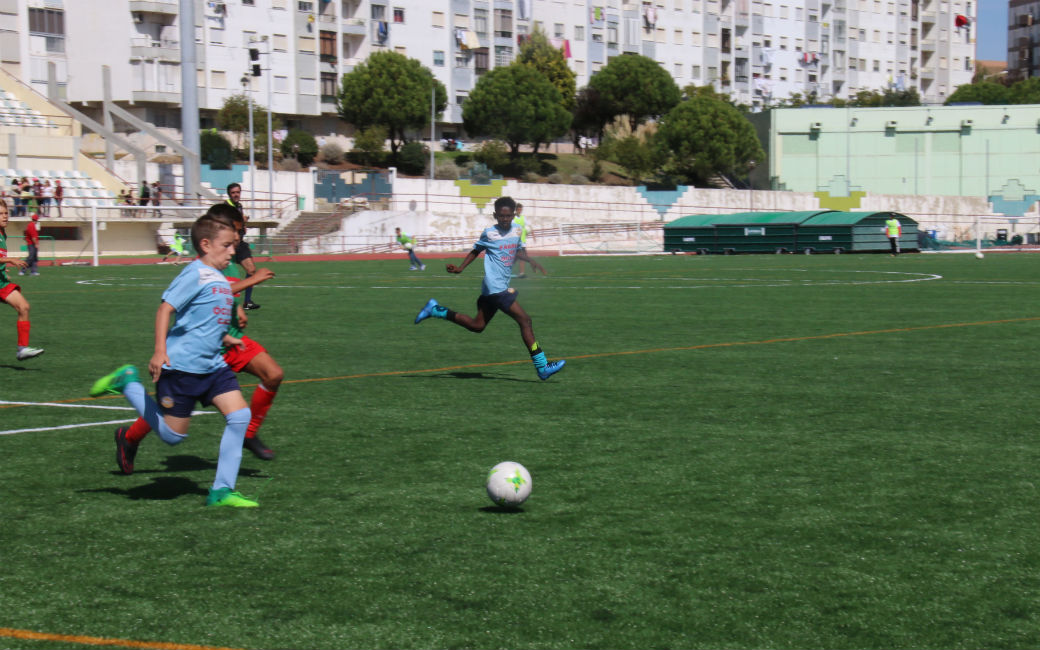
top-left (975, 251), bottom-right (984, 259)
top-left (486, 461), bottom-right (532, 507)
top-left (403, 242), bottom-right (414, 250)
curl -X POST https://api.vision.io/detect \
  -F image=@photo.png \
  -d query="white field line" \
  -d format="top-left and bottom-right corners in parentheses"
top-left (0, 400), bottom-right (216, 436)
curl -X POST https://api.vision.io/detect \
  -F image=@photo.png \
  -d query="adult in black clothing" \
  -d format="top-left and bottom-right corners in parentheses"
top-left (224, 183), bottom-right (261, 310)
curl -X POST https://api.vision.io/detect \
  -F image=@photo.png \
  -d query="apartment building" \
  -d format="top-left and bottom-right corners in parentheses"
top-left (0, 0), bottom-right (975, 136)
top-left (1008, 0), bottom-right (1040, 81)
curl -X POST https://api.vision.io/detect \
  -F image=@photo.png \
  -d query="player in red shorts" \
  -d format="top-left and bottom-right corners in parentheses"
top-left (0, 200), bottom-right (43, 361)
top-left (113, 207), bottom-right (283, 473)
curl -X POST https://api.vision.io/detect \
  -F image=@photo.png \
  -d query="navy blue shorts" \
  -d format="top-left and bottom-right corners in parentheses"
top-left (477, 288), bottom-right (519, 314)
top-left (156, 366), bottom-right (241, 418)
top-left (234, 239), bottom-right (252, 263)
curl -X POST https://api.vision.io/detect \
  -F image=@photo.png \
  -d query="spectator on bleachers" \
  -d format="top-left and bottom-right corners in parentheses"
top-left (10, 178), bottom-right (21, 217)
top-left (41, 180), bottom-right (53, 218)
top-left (119, 188), bottom-right (134, 217)
top-left (150, 181), bottom-right (161, 216)
top-left (53, 180), bottom-right (63, 218)
top-left (19, 180), bottom-right (33, 217)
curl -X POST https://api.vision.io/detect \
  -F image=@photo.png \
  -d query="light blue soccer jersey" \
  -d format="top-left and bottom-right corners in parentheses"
top-left (161, 258), bottom-right (234, 374)
top-left (474, 223), bottom-right (523, 295)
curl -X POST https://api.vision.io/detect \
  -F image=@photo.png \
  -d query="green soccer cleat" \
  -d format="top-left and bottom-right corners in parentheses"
top-left (89, 364), bottom-right (140, 397)
top-left (206, 487), bottom-right (259, 508)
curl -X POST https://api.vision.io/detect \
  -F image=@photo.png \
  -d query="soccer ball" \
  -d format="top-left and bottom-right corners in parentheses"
top-left (403, 242), bottom-right (414, 250)
top-left (975, 251), bottom-right (984, 259)
top-left (486, 461), bottom-right (532, 507)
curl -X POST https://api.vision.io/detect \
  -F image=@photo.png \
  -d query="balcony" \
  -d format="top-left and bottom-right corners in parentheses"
top-left (129, 0), bottom-right (177, 14)
top-left (130, 36), bottom-right (179, 61)
top-left (342, 17), bottom-right (367, 36)
top-left (920, 37), bottom-right (936, 51)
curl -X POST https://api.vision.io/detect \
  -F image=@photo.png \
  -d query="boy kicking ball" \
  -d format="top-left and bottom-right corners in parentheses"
top-left (414, 196), bottom-right (565, 381)
top-left (90, 212), bottom-right (257, 508)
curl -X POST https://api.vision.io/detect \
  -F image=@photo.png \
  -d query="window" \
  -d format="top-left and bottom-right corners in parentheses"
top-left (271, 0), bottom-right (286, 8)
top-left (674, 29), bottom-right (683, 44)
top-left (674, 62), bottom-right (682, 76)
top-left (575, 59), bottom-right (586, 74)
top-left (494, 9), bottom-right (513, 38)
top-left (197, 69), bottom-right (207, 87)
top-left (273, 34), bottom-right (287, 51)
top-left (394, 46), bottom-right (406, 55)
top-left (965, 56), bottom-right (972, 70)
top-left (779, 36), bottom-right (788, 49)
top-left (475, 47), bottom-right (489, 74)
top-left (456, 93), bottom-right (467, 106)
top-left (298, 1), bottom-right (314, 10)
top-left (574, 25), bottom-right (585, 41)
top-left (242, 30), bottom-right (256, 46)
top-left (275, 75), bottom-right (289, 93)
top-left (708, 66), bottom-right (718, 81)
top-left (433, 11), bottom-right (445, 28)
top-left (849, 57), bottom-right (857, 69)
top-left (495, 45), bottom-right (513, 66)
top-left (209, 27), bottom-right (224, 44)
top-left (433, 50), bottom-right (445, 66)
top-left (873, 59), bottom-right (879, 71)
top-left (320, 31), bottom-right (336, 59)
top-left (455, 13), bottom-right (470, 28)
top-left (211, 70), bottom-right (226, 88)
top-left (320, 72), bottom-right (336, 97)
top-left (859, 58), bottom-right (866, 69)
top-left (298, 35), bottom-right (315, 53)
top-left (28, 7), bottom-right (64, 35)
top-left (555, 23), bottom-right (565, 38)
top-left (243, 0), bottom-right (255, 4)
top-left (393, 7), bottom-right (405, 23)
top-left (873, 29), bottom-right (880, 42)
top-left (371, 4), bottom-right (385, 20)
top-left (780, 4), bottom-right (788, 17)
top-left (692, 64), bottom-right (701, 78)
top-left (299, 77), bottom-right (317, 95)
top-left (474, 9), bottom-right (488, 36)
top-left (608, 26), bottom-right (619, 45)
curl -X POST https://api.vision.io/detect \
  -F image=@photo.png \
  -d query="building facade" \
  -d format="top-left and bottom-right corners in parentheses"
top-left (1008, 0), bottom-right (1040, 81)
top-left (0, 0), bottom-right (976, 135)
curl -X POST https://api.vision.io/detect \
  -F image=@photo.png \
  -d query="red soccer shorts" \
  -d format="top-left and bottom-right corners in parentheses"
top-left (223, 335), bottom-right (266, 372)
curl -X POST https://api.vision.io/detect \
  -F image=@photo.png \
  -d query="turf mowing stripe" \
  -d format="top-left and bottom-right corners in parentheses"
top-left (4, 317), bottom-right (1038, 407)
top-left (0, 627), bottom-right (243, 650)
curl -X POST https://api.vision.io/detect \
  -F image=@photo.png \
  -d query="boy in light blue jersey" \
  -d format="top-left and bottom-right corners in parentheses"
top-left (414, 196), bottom-right (565, 381)
top-left (89, 213), bottom-right (257, 508)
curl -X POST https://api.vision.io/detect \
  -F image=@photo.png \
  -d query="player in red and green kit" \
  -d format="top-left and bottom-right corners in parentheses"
top-left (0, 200), bottom-right (43, 361)
top-left (113, 207), bottom-right (283, 473)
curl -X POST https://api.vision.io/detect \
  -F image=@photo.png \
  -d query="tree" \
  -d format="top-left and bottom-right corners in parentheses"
top-left (517, 28), bottom-right (577, 111)
top-left (656, 94), bottom-right (764, 186)
top-left (216, 94), bottom-right (280, 151)
top-left (200, 129), bottom-right (232, 170)
top-left (462, 63), bottom-right (572, 155)
top-left (598, 116), bottom-right (664, 184)
top-left (280, 129), bottom-right (318, 167)
top-left (1008, 77), bottom-right (1040, 103)
top-left (351, 125), bottom-right (388, 166)
top-left (337, 51), bottom-right (447, 155)
top-left (572, 86), bottom-right (611, 141)
top-left (945, 81), bottom-right (1011, 105)
top-left (588, 53), bottom-right (680, 130)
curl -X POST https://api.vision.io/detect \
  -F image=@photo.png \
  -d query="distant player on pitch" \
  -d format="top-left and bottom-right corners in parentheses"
top-left (413, 196), bottom-right (565, 381)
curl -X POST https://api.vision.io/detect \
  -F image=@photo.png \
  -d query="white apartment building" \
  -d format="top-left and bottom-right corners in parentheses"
top-left (1008, 0), bottom-right (1039, 81)
top-left (0, 0), bottom-right (975, 137)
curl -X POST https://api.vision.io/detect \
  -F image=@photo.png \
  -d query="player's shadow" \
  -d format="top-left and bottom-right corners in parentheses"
top-left (109, 455), bottom-right (266, 478)
top-left (81, 476), bottom-right (208, 501)
top-left (0, 364), bottom-right (42, 371)
top-left (479, 505), bottom-right (526, 514)
top-left (422, 371), bottom-right (532, 382)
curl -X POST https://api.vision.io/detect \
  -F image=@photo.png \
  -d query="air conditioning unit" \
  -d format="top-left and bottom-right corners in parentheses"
top-left (132, 12), bottom-right (143, 23)
top-left (885, 120), bottom-right (897, 128)
top-left (961, 119), bottom-right (973, 128)
top-left (810, 121), bottom-right (822, 130)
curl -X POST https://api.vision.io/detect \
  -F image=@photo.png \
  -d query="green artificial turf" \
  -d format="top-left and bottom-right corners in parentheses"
top-left (1, 252), bottom-right (1039, 649)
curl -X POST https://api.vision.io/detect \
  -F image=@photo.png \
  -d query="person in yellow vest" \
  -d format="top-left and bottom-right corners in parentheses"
top-left (512, 202), bottom-right (532, 278)
top-left (885, 215), bottom-right (901, 256)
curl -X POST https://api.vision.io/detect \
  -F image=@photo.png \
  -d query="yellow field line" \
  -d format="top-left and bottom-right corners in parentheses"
top-left (0, 627), bottom-right (243, 650)
top-left (4, 316), bottom-right (1038, 410)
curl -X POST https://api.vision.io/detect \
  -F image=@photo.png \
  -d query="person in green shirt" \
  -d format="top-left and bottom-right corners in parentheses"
top-left (395, 227), bottom-right (425, 270)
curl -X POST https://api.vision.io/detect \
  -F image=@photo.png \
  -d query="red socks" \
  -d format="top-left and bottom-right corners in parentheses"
top-left (246, 384), bottom-right (277, 438)
top-left (16, 320), bottom-right (29, 347)
top-left (126, 417), bottom-right (152, 444)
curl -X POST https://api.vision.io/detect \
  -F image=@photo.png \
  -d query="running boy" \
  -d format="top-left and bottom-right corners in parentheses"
top-left (414, 196), bottom-right (565, 380)
top-left (116, 205), bottom-right (283, 468)
top-left (89, 212), bottom-right (257, 507)
top-left (0, 200), bottom-right (43, 360)
top-left (395, 227), bottom-right (425, 270)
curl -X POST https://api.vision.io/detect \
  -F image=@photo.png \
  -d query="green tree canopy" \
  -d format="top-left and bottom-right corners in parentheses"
top-left (945, 81), bottom-right (1011, 105)
top-left (217, 94), bottom-right (280, 151)
top-left (280, 129), bottom-right (319, 167)
top-left (572, 86), bottom-right (610, 140)
top-left (462, 63), bottom-right (572, 155)
top-left (1007, 77), bottom-right (1040, 103)
top-left (338, 51), bottom-right (447, 154)
top-left (656, 94), bottom-right (764, 186)
top-left (588, 53), bottom-right (680, 130)
top-left (517, 28), bottom-right (577, 112)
